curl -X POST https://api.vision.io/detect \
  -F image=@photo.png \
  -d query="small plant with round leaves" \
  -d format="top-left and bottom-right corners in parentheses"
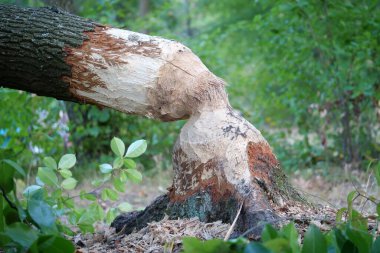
top-left (0, 137), bottom-right (147, 253)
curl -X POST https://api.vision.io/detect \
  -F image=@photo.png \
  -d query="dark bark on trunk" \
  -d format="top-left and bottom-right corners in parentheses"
top-left (0, 4), bottom-right (95, 102)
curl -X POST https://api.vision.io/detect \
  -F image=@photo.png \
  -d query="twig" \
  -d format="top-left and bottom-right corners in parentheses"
top-left (224, 202), bottom-right (243, 241)
top-left (294, 187), bottom-right (338, 208)
top-left (63, 183), bottom-right (104, 202)
top-left (360, 172), bottom-right (372, 207)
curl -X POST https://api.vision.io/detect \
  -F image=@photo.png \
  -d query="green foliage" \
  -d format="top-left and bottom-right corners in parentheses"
top-left (301, 225), bottom-right (326, 253)
top-left (183, 163), bottom-right (380, 253)
top-left (0, 137), bottom-right (147, 252)
top-left (0, 89), bottom-right (66, 173)
top-left (190, 0), bottom-right (380, 171)
top-left (183, 222), bottom-right (380, 253)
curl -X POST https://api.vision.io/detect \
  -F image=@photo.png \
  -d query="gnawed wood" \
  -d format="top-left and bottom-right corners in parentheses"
top-left (0, 5), bottom-right (309, 238)
top-left (112, 108), bottom-right (306, 237)
top-left (63, 26), bottom-right (228, 121)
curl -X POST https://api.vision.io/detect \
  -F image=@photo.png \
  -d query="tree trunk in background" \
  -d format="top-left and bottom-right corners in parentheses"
top-left (184, 0), bottom-right (193, 37)
top-left (42, 0), bottom-right (74, 12)
top-left (139, 0), bottom-right (149, 34)
top-left (139, 0), bottom-right (149, 17)
top-left (0, 5), bottom-right (306, 237)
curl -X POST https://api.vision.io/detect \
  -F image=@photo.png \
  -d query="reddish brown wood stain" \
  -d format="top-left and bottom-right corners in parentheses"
top-left (169, 149), bottom-right (235, 202)
top-left (247, 142), bottom-right (279, 183)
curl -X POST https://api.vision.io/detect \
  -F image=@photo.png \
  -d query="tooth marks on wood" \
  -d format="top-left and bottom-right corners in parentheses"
top-left (63, 25), bottom-right (162, 97)
top-left (170, 148), bottom-right (236, 203)
top-left (222, 125), bottom-right (248, 140)
top-left (227, 109), bottom-right (244, 122)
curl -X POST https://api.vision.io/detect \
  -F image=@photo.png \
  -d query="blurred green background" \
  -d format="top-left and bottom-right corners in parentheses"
top-left (0, 0), bottom-right (379, 179)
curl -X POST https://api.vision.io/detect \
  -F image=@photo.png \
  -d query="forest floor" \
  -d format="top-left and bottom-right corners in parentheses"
top-left (74, 169), bottom-right (379, 252)
top-left (76, 168), bottom-right (378, 213)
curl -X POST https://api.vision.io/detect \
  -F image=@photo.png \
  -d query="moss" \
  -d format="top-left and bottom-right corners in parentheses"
top-left (270, 165), bottom-right (310, 205)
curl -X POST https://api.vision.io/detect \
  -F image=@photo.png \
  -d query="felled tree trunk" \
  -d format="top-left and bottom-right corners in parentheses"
top-left (0, 5), bottom-right (306, 237)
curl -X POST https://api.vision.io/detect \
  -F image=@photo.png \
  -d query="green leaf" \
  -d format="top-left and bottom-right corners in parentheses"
top-left (2, 159), bottom-right (26, 177)
top-left (59, 169), bottom-right (72, 179)
top-left (125, 140), bottom-right (147, 158)
top-left (372, 236), bottom-right (380, 253)
top-left (61, 178), bottom-right (78, 190)
top-left (346, 224), bottom-right (372, 253)
top-left (281, 222), bottom-right (300, 252)
top-left (124, 159), bottom-right (136, 169)
top-left (113, 157), bottom-right (124, 169)
top-left (99, 163), bottom-right (113, 174)
top-left (118, 202), bottom-right (132, 212)
top-left (263, 238), bottom-right (291, 252)
top-left (78, 222), bottom-right (95, 233)
top-left (23, 185), bottom-right (42, 198)
top-left (347, 190), bottom-right (357, 217)
top-left (101, 188), bottom-right (118, 201)
top-left (37, 167), bottom-right (58, 187)
top-left (92, 203), bottom-right (105, 220)
top-left (0, 196), bottom-right (4, 232)
top-left (82, 193), bottom-right (97, 201)
top-left (244, 242), bottom-right (271, 253)
top-left (333, 228), bottom-right (349, 252)
top-left (113, 178), bottom-right (125, 192)
top-left (350, 210), bottom-right (368, 231)
top-left (91, 179), bottom-right (103, 187)
top-left (182, 237), bottom-right (229, 253)
top-left (33, 235), bottom-right (75, 253)
top-left (58, 154), bottom-right (76, 170)
top-left (125, 168), bottom-right (143, 183)
top-left (0, 161), bottom-right (15, 193)
top-left (106, 208), bottom-right (118, 224)
top-left (2, 222), bottom-right (38, 249)
top-left (301, 225), bottom-right (327, 253)
top-left (120, 170), bottom-right (128, 182)
top-left (100, 189), bottom-right (108, 201)
top-left (77, 206), bottom-right (102, 231)
top-left (111, 137), bottom-right (125, 157)
top-left (374, 162), bottom-right (380, 186)
top-left (262, 224), bottom-right (278, 242)
top-left (63, 198), bottom-right (75, 209)
top-left (106, 188), bottom-right (118, 201)
top-left (43, 157), bottom-right (57, 170)
top-left (27, 199), bottom-right (57, 232)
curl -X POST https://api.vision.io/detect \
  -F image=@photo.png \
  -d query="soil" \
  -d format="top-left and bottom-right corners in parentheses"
top-left (72, 170), bottom-right (379, 252)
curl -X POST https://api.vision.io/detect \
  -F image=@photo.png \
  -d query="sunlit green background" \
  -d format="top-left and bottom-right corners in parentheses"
top-left (1, 0), bottom-right (379, 178)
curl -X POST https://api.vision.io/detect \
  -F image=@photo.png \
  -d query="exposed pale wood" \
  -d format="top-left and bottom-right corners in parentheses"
top-left (0, 4), bottom-right (307, 237)
top-left (64, 26), bottom-right (228, 121)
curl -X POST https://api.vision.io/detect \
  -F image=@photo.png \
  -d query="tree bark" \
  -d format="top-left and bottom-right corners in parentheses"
top-left (0, 4), bottom-right (307, 237)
